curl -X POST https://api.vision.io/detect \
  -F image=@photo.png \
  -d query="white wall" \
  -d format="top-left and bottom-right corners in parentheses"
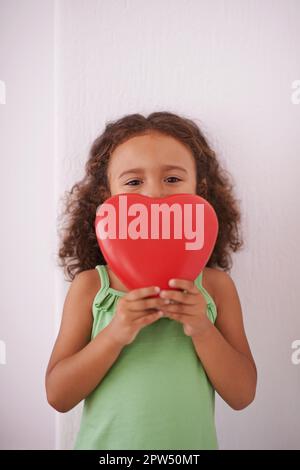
top-left (0, 0), bottom-right (55, 449)
top-left (1, 0), bottom-right (300, 450)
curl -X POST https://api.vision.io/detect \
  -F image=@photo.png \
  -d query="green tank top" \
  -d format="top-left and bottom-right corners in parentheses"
top-left (74, 264), bottom-right (218, 450)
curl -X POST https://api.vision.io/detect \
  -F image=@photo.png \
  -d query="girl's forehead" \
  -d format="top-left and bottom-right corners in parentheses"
top-left (112, 132), bottom-right (192, 156)
top-left (108, 134), bottom-right (195, 174)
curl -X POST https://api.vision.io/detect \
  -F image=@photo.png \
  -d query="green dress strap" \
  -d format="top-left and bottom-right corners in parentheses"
top-left (95, 265), bottom-right (127, 297)
top-left (91, 265), bottom-right (124, 334)
top-left (194, 270), bottom-right (218, 323)
top-left (95, 264), bottom-right (109, 290)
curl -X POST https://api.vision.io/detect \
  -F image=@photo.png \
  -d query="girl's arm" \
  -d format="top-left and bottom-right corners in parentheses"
top-left (191, 270), bottom-right (257, 410)
top-left (45, 271), bottom-right (124, 413)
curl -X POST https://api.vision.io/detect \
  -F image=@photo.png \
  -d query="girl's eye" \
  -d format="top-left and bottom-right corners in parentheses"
top-left (165, 177), bottom-right (181, 183)
top-left (125, 177), bottom-right (182, 186)
top-left (125, 179), bottom-right (141, 186)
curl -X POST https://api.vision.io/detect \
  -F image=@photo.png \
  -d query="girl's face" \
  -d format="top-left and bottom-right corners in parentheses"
top-left (107, 131), bottom-right (197, 198)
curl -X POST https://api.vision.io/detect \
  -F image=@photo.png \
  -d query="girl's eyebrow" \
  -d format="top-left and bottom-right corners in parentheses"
top-left (118, 165), bottom-right (188, 179)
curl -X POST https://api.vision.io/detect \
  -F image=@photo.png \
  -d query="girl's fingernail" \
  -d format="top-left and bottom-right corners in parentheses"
top-left (158, 311), bottom-right (164, 316)
top-left (155, 286), bottom-right (160, 293)
top-left (169, 279), bottom-right (175, 286)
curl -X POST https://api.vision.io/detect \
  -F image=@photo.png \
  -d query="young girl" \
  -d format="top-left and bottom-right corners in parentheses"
top-left (46, 111), bottom-right (257, 450)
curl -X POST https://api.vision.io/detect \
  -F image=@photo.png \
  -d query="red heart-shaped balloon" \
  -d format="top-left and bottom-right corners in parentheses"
top-left (95, 193), bottom-right (218, 291)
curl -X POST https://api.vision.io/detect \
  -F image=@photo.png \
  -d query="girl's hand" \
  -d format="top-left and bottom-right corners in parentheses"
top-left (107, 286), bottom-right (166, 347)
top-left (159, 278), bottom-right (213, 338)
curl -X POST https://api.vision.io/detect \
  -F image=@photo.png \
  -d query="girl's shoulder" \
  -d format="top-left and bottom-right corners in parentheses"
top-left (72, 268), bottom-right (103, 305)
top-left (202, 267), bottom-right (230, 311)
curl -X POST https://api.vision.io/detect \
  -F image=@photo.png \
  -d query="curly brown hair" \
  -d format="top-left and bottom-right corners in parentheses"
top-left (57, 111), bottom-right (244, 282)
